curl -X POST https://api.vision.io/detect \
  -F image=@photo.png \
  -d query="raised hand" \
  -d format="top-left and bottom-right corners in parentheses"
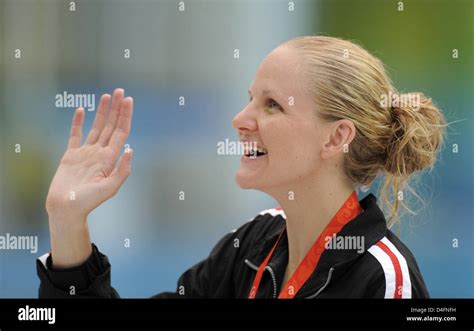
top-left (46, 88), bottom-right (134, 268)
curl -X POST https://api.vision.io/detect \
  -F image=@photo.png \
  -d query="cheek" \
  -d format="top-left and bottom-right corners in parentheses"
top-left (264, 120), bottom-right (322, 172)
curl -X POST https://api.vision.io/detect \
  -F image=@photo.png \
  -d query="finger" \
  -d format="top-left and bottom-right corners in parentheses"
top-left (107, 148), bottom-right (133, 192)
top-left (85, 93), bottom-right (111, 145)
top-left (98, 88), bottom-right (124, 146)
top-left (67, 108), bottom-right (85, 149)
top-left (108, 97), bottom-right (134, 152)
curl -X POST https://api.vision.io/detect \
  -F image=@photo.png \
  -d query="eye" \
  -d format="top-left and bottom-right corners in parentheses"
top-left (266, 99), bottom-right (283, 111)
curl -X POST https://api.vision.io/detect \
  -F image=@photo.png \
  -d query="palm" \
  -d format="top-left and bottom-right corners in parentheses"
top-left (46, 89), bottom-right (134, 218)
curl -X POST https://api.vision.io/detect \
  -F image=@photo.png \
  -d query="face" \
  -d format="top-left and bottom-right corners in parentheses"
top-left (232, 45), bottom-right (329, 193)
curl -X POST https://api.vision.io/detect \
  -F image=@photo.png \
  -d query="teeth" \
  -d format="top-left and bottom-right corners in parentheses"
top-left (241, 141), bottom-right (268, 157)
top-left (245, 147), bottom-right (267, 156)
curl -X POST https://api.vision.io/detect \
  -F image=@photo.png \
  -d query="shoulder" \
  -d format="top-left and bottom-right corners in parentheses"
top-left (230, 207), bottom-right (286, 243)
top-left (212, 207), bottom-right (286, 255)
top-left (362, 231), bottom-right (429, 298)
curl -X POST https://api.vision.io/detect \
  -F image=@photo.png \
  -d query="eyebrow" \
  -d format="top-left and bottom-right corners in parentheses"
top-left (248, 89), bottom-right (273, 97)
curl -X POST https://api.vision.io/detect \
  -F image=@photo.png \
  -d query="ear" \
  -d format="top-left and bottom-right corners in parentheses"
top-left (320, 119), bottom-right (356, 160)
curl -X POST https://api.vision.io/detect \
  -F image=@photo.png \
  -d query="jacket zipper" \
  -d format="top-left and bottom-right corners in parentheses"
top-left (245, 259), bottom-right (334, 299)
top-left (244, 259), bottom-right (259, 271)
top-left (305, 267), bottom-right (335, 299)
top-left (244, 259), bottom-right (277, 298)
top-left (264, 266), bottom-right (278, 298)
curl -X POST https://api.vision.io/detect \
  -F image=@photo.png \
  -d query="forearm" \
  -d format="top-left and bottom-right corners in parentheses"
top-left (48, 216), bottom-right (92, 269)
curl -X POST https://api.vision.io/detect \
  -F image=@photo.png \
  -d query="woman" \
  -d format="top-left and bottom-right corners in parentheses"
top-left (37, 36), bottom-right (445, 298)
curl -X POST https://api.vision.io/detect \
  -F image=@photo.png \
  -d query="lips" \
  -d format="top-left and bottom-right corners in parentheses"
top-left (241, 142), bottom-right (268, 158)
top-left (245, 147), bottom-right (267, 158)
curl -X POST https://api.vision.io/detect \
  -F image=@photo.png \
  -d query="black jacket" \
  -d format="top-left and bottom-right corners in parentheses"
top-left (36, 193), bottom-right (430, 298)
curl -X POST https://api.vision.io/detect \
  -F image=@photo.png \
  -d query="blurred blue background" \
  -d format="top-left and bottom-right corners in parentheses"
top-left (0, 0), bottom-right (472, 298)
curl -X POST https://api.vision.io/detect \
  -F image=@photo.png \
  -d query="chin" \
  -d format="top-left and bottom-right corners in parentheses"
top-left (235, 172), bottom-right (256, 189)
top-left (235, 168), bottom-right (268, 190)
top-left (235, 171), bottom-right (277, 193)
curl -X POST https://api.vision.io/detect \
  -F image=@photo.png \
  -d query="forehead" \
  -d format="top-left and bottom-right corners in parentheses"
top-left (250, 46), bottom-right (308, 103)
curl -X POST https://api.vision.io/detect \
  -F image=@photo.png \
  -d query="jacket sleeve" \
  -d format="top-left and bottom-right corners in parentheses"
top-left (37, 244), bottom-right (121, 298)
top-left (37, 229), bottom-right (241, 298)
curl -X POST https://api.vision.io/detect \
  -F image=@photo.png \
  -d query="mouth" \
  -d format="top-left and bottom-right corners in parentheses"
top-left (243, 145), bottom-right (268, 158)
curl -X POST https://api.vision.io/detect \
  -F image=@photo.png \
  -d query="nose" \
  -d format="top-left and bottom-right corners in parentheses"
top-left (232, 106), bottom-right (258, 133)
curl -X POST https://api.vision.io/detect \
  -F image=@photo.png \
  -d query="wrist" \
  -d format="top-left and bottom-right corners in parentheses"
top-left (48, 208), bottom-right (87, 226)
top-left (49, 220), bottom-right (92, 269)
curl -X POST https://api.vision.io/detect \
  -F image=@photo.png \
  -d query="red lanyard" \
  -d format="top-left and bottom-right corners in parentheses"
top-left (248, 191), bottom-right (363, 299)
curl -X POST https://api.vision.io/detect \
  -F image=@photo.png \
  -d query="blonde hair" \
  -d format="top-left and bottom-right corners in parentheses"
top-left (284, 36), bottom-right (446, 227)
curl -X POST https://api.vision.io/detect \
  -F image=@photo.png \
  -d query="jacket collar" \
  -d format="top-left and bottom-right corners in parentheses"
top-left (298, 193), bottom-right (387, 297)
top-left (244, 193), bottom-right (388, 298)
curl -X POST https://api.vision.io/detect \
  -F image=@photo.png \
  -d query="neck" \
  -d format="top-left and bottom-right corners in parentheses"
top-left (269, 174), bottom-right (356, 282)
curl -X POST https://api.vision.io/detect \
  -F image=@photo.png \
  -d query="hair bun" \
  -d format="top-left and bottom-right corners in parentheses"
top-left (384, 92), bottom-right (445, 176)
